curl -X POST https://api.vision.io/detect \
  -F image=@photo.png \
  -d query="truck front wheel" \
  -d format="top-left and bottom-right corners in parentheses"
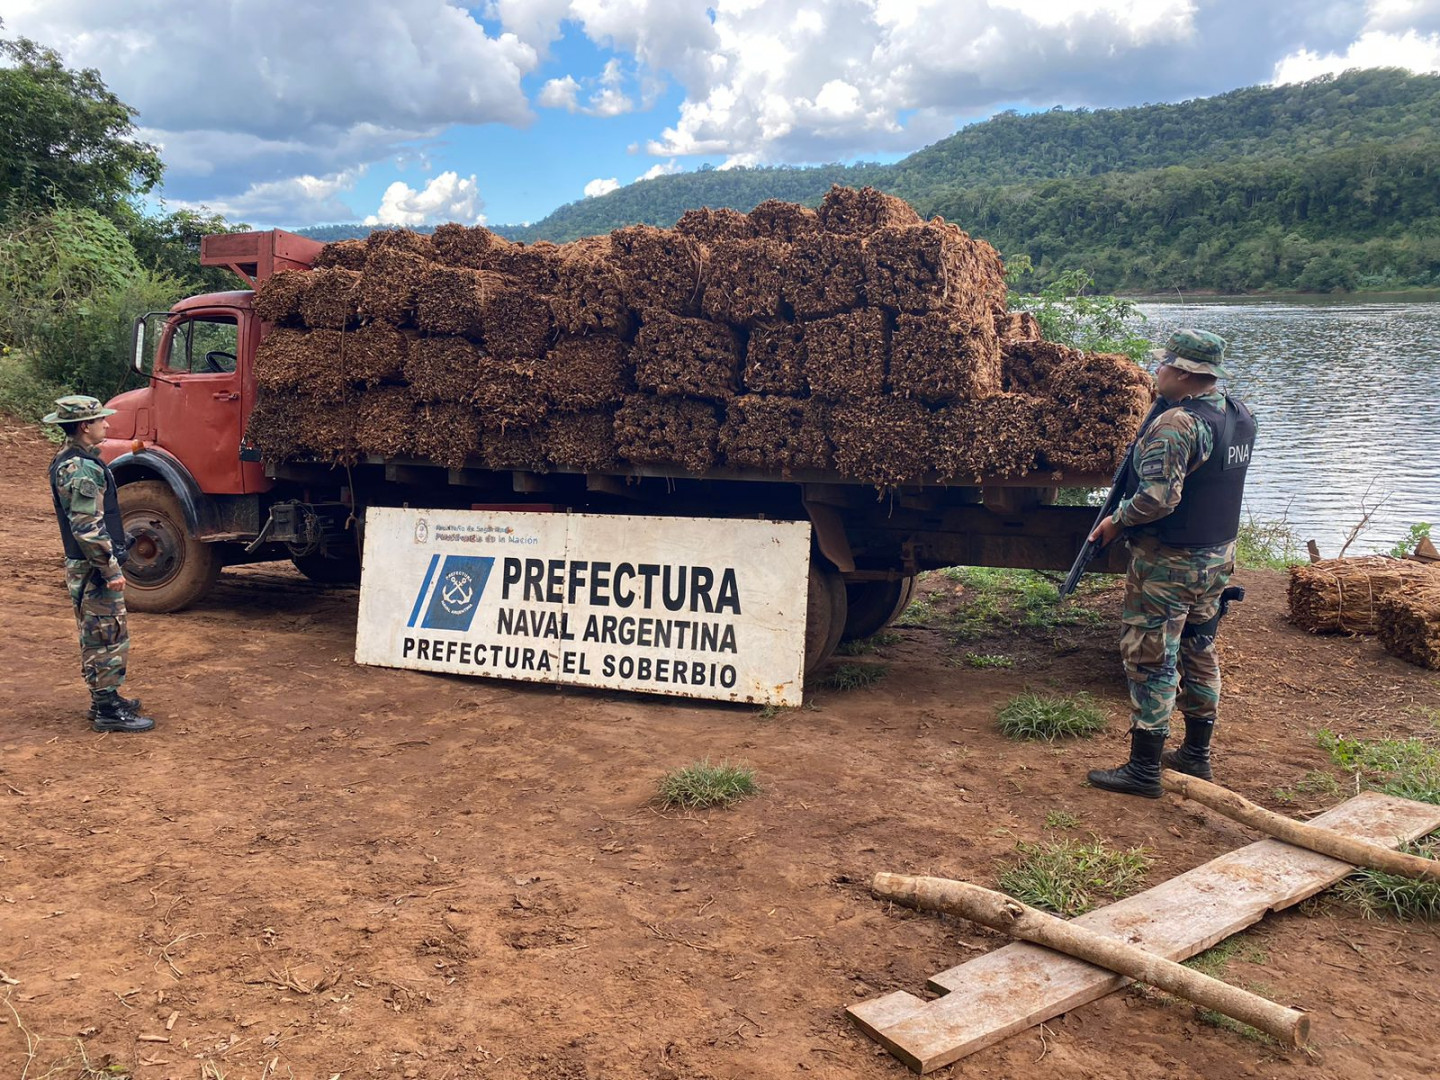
top-left (119, 480), bottom-right (222, 613)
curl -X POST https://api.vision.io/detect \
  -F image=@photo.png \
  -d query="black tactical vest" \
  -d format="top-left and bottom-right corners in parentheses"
top-left (50, 446), bottom-right (127, 566)
top-left (1122, 395), bottom-right (1256, 548)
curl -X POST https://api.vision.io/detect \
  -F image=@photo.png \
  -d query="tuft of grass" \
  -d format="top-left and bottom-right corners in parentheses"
top-left (1331, 836), bottom-right (1440, 921)
top-left (1315, 729), bottom-right (1440, 804)
top-left (997, 691), bottom-right (1109, 741)
top-left (1183, 935), bottom-right (1268, 978)
top-left (657, 759), bottom-right (759, 809)
top-left (1274, 769), bottom-right (1344, 803)
top-left (963, 652), bottom-right (1014, 669)
top-left (1236, 517), bottom-right (1305, 569)
top-left (825, 662), bottom-right (887, 690)
top-left (1044, 810), bottom-right (1081, 829)
top-left (836, 630), bottom-right (900, 656)
top-left (997, 838), bottom-right (1152, 916)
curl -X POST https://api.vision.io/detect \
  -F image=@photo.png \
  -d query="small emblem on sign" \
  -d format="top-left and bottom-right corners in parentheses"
top-left (440, 570), bottom-right (475, 616)
top-left (415, 518), bottom-right (430, 544)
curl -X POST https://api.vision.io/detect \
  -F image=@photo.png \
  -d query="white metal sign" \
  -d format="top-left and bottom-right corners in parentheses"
top-left (355, 507), bottom-right (812, 706)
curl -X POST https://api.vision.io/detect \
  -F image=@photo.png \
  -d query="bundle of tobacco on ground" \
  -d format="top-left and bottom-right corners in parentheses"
top-left (1286, 556), bottom-right (1440, 634)
top-left (246, 185), bottom-right (1153, 481)
top-left (1376, 584), bottom-right (1440, 669)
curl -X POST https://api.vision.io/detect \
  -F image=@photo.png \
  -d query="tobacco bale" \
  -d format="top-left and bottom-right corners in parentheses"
top-left (783, 232), bottom-right (865, 319)
top-left (891, 312), bottom-right (1001, 403)
top-left (482, 280), bottom-right (555, 361)
top-left (366, 228), bottom-right (434, 260)
top-left (540, 335), bottom-right (631, 411)
top-left (633, 309), bottom-right (741, 400)
top-left (614, 396), bottom-right (719, 474)
top-left (410, 401), bottom-right (484, 469)
top-left (1001, 338), bottom-right (1083, 392)
top-left (932, 394), bottom-right (1045, 481)
top-left (829, 397), bottom-right (934, 487)
top-left (719, 396), bottom-right (832, 474)
top-left (404, 336), bottom-right (481, 403)
top-left (863, 222), bottom-right (1006, 317)
top-left (803, 308), bottom-right (888, 400)
top-left (252, 270), bottom-right (309, 325)
top-left (295, 399), bottom-right (355, 460)
top-left (996, 310), bottom-right (1042, 342)
top-left (297, 267), bottom-right (361, 330)
top-left (353, 386), bottom-right (416, 457)
top-left (254, 327), bottom-right (309, 392)
top-left (543, 410), bottom-right (618, 471)
top-left (255, 328), bottom-right (350, 402)
top-left (551, 236), bottom-right (631, 335)
top-left (700, 238), bottom-right (788, 325)
top-left (482, 422), bottom-right (544, 471)
top-left (1289, 557), bottom-right (1439, 634)
top-left (743, 321), bottom-right (807, 396)
top-left (348, 323), bottom-right (411, 385)
top-left (1036, 354), bottom-right (1153, 474)
top-left (748, 199), bottom-right (821, 243)
top-left (358, 248), bottom-right (429, 325)
top-left (431, 223), bottom-right (510, 270)
top-left (415, 266), bottom-right (502, 338)
top-left (493, 240), bottom-right (562, 294)
top-left (244, 393), bottom-right (305, 462)
top-left (675, 206), bottom-right (756, 245)
top-left (610, 225), bottom-right (706, 315)
top-left (313, 239), bottom-right (368, 272)
top-left (1377, 584), bottom-right (1440, 668)
top-left (817, 185), bottom-right (921, 235)
top-left (472, 358), bottom-right (545, 426)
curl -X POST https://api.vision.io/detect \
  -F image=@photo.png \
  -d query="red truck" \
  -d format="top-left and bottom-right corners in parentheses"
top-left (100, 229), bottom-right (1123, 674)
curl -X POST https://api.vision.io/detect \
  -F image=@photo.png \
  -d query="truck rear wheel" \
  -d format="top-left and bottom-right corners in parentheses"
top-left (119, 480), bottom-right (222, 613)
top-left (805, 565), bottom-right (848, 677)
top-left (841, 576), bottom-right (917, 642)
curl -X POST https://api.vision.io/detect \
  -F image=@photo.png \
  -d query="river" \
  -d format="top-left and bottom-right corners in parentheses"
top-left (1131, 297), bottom-right (1439, 558)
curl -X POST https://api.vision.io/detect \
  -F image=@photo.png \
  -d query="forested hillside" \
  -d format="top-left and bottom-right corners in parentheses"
top-left (381, 68), bottom-right (1435, 293)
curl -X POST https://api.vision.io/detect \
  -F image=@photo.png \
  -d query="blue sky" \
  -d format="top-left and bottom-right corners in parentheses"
top-left (5, 1), bottom-right (1440, 228)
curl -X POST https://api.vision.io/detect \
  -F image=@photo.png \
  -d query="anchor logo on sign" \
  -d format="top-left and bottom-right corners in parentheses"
top-left (440, 571), bottom-right (475, 616)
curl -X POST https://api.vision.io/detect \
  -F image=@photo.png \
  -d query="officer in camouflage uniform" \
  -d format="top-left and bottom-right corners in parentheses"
top-left (1085, 330), bottom-right (1255, 798)
top-left (45, 395), bottom-right (155, 733)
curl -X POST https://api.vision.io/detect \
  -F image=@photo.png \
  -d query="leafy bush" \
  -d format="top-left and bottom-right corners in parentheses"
top-left (1005, 263), bottom-right (1152, 362)
top-left (1390, 522), bottom-right (1433, 559)
top-left (1236, 517), bottom-right (1304, 569)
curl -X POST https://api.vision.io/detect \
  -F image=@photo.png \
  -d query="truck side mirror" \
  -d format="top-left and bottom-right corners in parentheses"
top-left (132, 315), bottom-right (147, 374)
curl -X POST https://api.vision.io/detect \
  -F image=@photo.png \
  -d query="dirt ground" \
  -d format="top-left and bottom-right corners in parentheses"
top-left (3, 419), bottom-right (1438, 1080)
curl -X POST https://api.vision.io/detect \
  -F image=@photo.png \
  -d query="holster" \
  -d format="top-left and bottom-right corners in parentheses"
top-left (1182, 585), bottom-right (1246, 641)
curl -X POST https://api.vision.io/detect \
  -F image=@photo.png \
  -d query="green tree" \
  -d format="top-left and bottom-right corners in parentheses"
top-left (0, 28), bottom-right (164, 223)
top-left (1007, 265), bottom-right (1152, 360)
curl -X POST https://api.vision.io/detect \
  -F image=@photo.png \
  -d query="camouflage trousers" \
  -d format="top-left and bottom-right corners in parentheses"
top-left (1119, 537), bottom-right (1235, 736)
top-left (64, 559), bottom-right (129, 696)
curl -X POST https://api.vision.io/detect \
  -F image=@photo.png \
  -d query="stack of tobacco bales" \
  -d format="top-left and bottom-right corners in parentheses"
top-left (1287, 556), bottom-right (1438, 634)
top-left (1377, 584), bottom-right (1440, 669)
top-left (246, 185), bottom-right (1152, 481)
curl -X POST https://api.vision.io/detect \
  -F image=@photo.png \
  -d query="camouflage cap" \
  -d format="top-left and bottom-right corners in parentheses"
top-left (41, 394), bottom-right (117, 425)
top-left (1150, 328), bottom-right (1229, 378)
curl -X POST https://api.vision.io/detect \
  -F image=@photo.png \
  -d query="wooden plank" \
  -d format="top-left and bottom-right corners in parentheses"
top-left (847, 791), bottom-right (1440, 1073)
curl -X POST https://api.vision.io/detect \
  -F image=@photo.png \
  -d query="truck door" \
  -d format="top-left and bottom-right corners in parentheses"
top-left (152, 309), bottom-right (251, 494)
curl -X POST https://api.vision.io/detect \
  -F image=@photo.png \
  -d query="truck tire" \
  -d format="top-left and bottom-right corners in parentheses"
top-left (118, 480), bottom-right (222, 613)
top-left (805, 565), bottom-right (848, 677)
top-left (841, 576), bottom-right (917, 642)
top-left (291, 546), bottom-right (361, 585)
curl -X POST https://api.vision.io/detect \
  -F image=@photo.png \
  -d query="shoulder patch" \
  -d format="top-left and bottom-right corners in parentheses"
top-left (75, 476), bottom-right (100, 500)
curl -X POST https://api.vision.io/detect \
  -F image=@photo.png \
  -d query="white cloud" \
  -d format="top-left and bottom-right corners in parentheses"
top-left (3, 0), bottom-right (536, 208)
top-left (636, 161), bottom-right (683, 181)
top-left (364, 171), bottom-right (486, 226)
top-left (1273, 28), bottom-right (1440, 81)
top-left (583, 177), bottom-right (621, 197)
top-left (172, 169), bottom-right (365, 226)
top-left (538, 75), bottom-right (582, 110)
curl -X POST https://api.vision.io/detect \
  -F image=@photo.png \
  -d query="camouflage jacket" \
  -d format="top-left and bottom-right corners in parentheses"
top-left (1112, 390), bottom-right (1226, 530)
top-left (52, 440), bottom-right (122, 578)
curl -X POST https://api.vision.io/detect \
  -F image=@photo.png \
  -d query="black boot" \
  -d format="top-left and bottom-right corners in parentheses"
top-left (90, 693), bottom-right (155, 733)
top-left (86, 693), bottom-right (143, 721)
top-left (1161, 717), bottom-right (1214, 781)
top-left (1087, 729), bottom-right (1166, 798)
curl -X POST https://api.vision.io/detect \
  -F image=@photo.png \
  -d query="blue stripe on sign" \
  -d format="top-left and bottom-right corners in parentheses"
top-left (407, 553), bottom-right (442, 628)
